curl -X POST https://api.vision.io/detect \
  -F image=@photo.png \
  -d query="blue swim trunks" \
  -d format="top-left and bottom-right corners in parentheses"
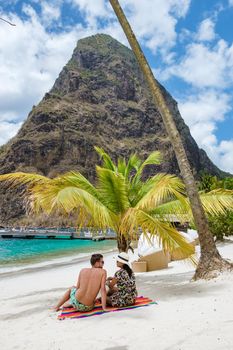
top-left (70, 287), bottom-right (94, 312)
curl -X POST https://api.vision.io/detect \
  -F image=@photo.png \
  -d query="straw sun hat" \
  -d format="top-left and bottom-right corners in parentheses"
top-left (116, 252), bottom-right (130, 266)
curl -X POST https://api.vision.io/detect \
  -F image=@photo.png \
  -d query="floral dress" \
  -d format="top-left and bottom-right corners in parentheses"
top-left (109, 268), bottom-right (137, 307)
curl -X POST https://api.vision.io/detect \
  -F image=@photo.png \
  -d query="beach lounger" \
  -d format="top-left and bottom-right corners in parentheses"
top-left (131, 261), bottom-right (147, 272)
top-left (132, 250), bottom-right (170, 272)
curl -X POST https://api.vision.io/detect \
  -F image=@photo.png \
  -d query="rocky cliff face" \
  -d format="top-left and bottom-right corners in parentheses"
top-left (0, 34), bottom-right (226, 224)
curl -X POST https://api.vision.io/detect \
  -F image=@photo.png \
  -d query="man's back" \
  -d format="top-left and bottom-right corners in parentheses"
top-left (76, 268), bottom-right (106, 306)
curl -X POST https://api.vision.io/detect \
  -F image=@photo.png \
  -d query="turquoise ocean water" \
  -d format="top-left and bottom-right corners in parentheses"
top-left (0, 238), bottom-right (116, 268)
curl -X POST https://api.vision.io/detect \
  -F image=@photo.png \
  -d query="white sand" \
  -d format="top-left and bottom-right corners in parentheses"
top-left (0, 241), bottom-right (233, 350)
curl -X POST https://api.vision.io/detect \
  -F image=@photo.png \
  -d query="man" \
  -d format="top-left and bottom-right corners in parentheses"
top-left (53, 253), bottom-right (107, 312)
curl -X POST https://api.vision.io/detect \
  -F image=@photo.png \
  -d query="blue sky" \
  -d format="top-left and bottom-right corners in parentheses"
top-left (0, 0), bottom-right (233, 172)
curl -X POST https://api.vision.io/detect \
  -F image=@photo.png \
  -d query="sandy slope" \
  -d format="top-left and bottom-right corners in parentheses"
top-left (0, 241), bottom-right (233, 350)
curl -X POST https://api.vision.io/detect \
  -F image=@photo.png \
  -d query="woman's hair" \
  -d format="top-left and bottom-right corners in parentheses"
top-left (122, 263), bottom-right (133, 278)
top-left (90, 253), bottom-right (103, 266)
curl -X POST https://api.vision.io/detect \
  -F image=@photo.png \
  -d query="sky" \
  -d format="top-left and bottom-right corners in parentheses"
top-left (0, 0), bottom-right (233, 173)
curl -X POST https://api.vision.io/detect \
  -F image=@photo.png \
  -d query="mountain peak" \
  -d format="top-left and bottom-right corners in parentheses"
top-left (0, 34), bottom-right (227, 224)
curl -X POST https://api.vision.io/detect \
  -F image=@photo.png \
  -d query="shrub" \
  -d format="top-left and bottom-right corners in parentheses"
top-left (208, 211), bottom-right (233, 241)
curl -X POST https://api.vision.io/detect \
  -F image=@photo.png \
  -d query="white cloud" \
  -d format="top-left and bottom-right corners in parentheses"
top-left (0, 122), bottom-right (22, 145)
top-left (178, 91), bottom-right (233, 173)
top-left (153, 10), bottom-right (233, 173)
top-left (197, 18), bottom-right (215, 42)
top-left (70, 0), bottom-right (191, 56)
top-left (217, 140), bottom-right (233, 172)
top-left (0, 7), bottom-right (97, 146)
top-left (121, 0), bottom-right (190, 54)
top-left (178, 90), bottom-right (231, 127)
top-left (70, 0), bottom-right (111, 28)
top-left (165, 40), bottom-right (233, 88)
top-left (229, 0), bottom-right (233, 6)
top-left (40, 1), bottom-right (61, 27)
top-left (197, 133), bottom-right (233, 174)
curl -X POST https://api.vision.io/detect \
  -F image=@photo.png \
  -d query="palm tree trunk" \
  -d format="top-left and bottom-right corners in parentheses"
top-left (117, 232), bottom-right (132, 252)
top-left (117, 234), bottom-right (128, 252)
top-left (109, 0), bottom-right (232, 279)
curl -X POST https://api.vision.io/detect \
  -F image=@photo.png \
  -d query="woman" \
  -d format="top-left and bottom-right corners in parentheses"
top-left (107, 252), bottom-right (137, 307)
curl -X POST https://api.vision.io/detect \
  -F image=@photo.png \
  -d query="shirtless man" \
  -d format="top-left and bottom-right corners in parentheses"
top-left (53, 254), bottom-right (107, 312)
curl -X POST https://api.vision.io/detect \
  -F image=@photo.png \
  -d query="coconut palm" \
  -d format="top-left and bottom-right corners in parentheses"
top-left (1, 148), bottom-right (233, 263)
top-left (109, 0), bottom-right (233, 279)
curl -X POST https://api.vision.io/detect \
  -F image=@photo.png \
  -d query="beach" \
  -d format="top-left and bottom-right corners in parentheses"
top-left (0, 240), bottom-right (233, 350)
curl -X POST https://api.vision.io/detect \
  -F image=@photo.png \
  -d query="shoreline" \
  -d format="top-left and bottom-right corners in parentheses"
top-left (0, 246), bottom-right (118, 279)
top-left (1, 240), bottom-right (233, 350)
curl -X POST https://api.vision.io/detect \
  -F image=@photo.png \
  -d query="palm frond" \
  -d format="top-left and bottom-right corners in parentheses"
top-left (200, 189), bottom-right (233, 216)
top-left (0, 172), bottom-right (50, 188)
top-left (140, 150), bottom-right (162, 168)
top-left (132, 151), bottom-right (162, 185)
top-left (96, 166), bottom-right (130, 214)
top-left (117, 157), bottom-right (127, 176)
top-left (28, 171), bottom-right (103, 214)
top-left (150, 198), bottom-right (190, 215)
top-left (125, 153), bottom-right (141, 178)
top-left (135, 174), bottom-right (186, 210)
top-left (29, 183), bottom-right (118, 230)
top-left (150, 197), bottom-right (191, 224)
top-left (117, 154), bottom-right (142, 179)
top-left (121, 208), bottom-right (196, 262)
top-left (94, 146), bottom-right (116, 171)
top-left (54, 171), bottom-right (100, 199)
top-left (151, 189), bottom-right (233, 223)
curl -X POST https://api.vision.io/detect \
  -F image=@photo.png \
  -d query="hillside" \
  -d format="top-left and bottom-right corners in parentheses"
top-left (0, 34), bottom-right (225, 224)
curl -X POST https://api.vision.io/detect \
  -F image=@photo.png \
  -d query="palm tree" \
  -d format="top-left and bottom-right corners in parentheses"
top-left (109, 0), bottom-right (233, 279)
top-left (1, 148), bottom-right (233, 263)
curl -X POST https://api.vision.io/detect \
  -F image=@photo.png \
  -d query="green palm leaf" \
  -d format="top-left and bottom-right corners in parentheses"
top-left (0, 172), bottom-right (49, 187)
top-left (200, 189), bottom-right (233, 216)
top-left (30, 183), bottom-right (118, 230)
top-left (132, 151), bottom-right (162, 185)
top-left (135, 174), bottom-right (186, 210)
top-left (94, 146), bottom-right (116, 171)
top-left (117, 157), bottom-right (127, 176)
top-left (54, 171), bottom-right (101, 200)
top-left (117, 153), bottom-right (141, 179)
top-left (96, 166), bottom-right (130, 214)
top-left (153, 189), bottom-right (233, 221)
top-left (121, 208), bottom-right (196, 262)
top-left (125, 153), bottom-right (141, 178)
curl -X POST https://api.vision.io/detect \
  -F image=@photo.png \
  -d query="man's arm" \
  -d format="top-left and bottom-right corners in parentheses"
top-left (100, 270), bottom-right (107, 311)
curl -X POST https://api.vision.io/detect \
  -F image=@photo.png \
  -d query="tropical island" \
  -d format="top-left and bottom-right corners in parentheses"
top-left (0, 1), bottom-right (233, 350)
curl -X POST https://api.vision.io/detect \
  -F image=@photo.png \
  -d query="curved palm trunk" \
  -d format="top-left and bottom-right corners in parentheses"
top-left (109, 0), bottom-right (232, 279)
